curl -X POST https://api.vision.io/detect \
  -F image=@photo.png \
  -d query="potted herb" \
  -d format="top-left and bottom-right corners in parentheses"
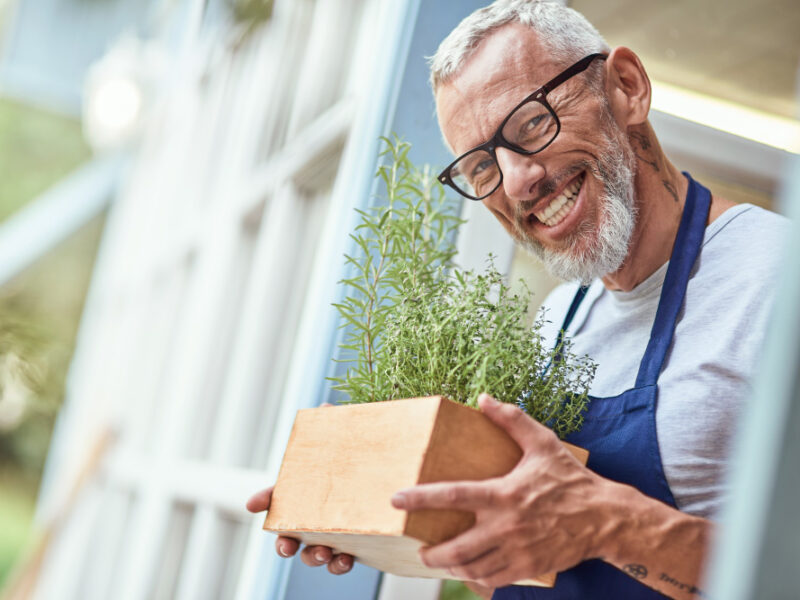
top-left (263, 138), bottom-right (595, 586)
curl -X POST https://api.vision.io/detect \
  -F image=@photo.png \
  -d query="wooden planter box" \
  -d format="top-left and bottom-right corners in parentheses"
top-left (264, 396), bottom-right (588, 587)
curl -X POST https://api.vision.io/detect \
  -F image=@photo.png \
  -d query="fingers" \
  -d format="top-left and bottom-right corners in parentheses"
top-left (276, 536), bottom-right (299, 557)
top-left (445, 547), bottom-right (507, 582)
top-left (301, 545), bottom-right (332, 566)
top-left (246, 486), bottom-right (273, 513)
top-left (477, 394), bottom-right (548, 450)
top-left (327, 553), bottom-right (354, 575)
top-left (299, 545), bottom-right (354, 574)
top-left (252, 490), bottom-right (302, 562)
top-left (475, 565), bottom-right (517, 590)
top-left (419, 525), bottom-right (498, 569)
top-left (392, 480), bottom-right (496, 511)
top-left (419, 527), bottom-right (515, 587)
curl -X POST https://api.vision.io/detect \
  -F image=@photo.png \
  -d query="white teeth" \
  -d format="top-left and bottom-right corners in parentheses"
top-left (534, 174), bottom-right (584, 227)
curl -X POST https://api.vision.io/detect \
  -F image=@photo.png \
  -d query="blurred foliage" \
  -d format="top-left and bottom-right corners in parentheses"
top-left (0, 218), bottom-right (103, 477)
top-left (228, 0), bottom-right (273, 45)
top-left (0, 95), bottom-right (101, 586)
top-left (440, 580), bottom-right (482, 600)
top-left (228, 0), bottom-right (273, 26)
top-left (0, 469), bottom-right (36, 585)
top-left (0, 97), bottom-right (91, 221)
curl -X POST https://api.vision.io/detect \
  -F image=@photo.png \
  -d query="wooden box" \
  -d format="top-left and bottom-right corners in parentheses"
top-left (264, 396), bottom-right (588, 587)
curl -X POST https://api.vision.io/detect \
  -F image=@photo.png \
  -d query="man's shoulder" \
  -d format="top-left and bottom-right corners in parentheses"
top-left (704, 203), bottom-right (789, 253)
top-left (686, 203), bottom-right (789, 331)
top-left (700, 203), bottom-right (790, 282)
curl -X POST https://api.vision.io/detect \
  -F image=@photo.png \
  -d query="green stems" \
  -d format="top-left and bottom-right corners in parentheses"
top-left (330, 137), bottom-right (595, 439)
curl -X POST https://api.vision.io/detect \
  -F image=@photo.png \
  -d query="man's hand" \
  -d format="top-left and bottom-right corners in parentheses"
top-left (247, 404), bottom-right (353, 575)
top-left (391, 393), bottom-right (613, 588)
top-left (390, 394), bottom-right (713, 599)
top-left (246, 486), bottom-right (355, 575)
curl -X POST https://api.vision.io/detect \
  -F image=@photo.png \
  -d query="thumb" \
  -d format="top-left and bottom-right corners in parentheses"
top-left (246, 486), bottom-right (274, 513)
top-left (477, 393), bottom-right (545, 452)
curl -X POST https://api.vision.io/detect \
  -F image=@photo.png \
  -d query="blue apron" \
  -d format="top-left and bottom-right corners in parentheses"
top-left (493, 174), bottom-right (711, 599)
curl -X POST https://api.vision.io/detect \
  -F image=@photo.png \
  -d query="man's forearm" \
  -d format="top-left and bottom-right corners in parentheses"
top-left (597, 481), bottom-right (713, 599)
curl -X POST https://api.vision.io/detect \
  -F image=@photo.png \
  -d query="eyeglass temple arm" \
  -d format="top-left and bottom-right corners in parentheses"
top-left (541, 53), bottom-right (608, 95)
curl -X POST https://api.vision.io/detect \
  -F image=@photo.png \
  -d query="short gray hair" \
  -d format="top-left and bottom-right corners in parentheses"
top-left (429, 0), bottom-right (610, 93)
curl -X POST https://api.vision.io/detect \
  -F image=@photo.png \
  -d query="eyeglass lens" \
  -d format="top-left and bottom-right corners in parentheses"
top-left (449, 101), bottom-right (557, 199)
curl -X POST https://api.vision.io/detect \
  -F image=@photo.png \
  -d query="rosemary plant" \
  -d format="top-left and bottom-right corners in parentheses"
top-left (330, 138), bottom-right (595, 438)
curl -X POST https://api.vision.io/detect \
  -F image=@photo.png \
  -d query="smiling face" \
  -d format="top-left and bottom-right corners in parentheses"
top-left (436, 24), bottom-right (638, 283)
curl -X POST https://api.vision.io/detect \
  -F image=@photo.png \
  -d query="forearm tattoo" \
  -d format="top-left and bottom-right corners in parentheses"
top-left (621, 564), bottom-right (708, 598)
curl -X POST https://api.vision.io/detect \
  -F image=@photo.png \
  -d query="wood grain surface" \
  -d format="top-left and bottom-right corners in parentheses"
top-left (263, 396), bottom-right (588, 588)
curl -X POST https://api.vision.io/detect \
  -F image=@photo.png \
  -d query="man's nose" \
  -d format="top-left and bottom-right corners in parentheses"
top-left (495, 147), bottom-right (546, 202)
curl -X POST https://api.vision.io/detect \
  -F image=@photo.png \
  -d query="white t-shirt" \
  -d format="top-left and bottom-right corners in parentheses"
top-left (539, 203), bottom-right (789, 518)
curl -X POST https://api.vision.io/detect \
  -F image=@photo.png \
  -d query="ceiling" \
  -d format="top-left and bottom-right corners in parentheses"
top-left (571, 0), bottom-right (800, 119)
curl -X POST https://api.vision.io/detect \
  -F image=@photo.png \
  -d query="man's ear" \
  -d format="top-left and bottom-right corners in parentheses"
top-left (604, 47), bottom-right (651, 127)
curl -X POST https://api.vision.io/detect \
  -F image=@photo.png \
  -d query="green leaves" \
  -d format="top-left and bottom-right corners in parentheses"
top-left (329, 137), bottom-right (595, 439)
top-left (329, 137), bottom-right (461, 404)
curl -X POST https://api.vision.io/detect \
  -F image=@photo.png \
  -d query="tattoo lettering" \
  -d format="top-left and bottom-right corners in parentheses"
top-left (630, 131), bottom-right (652, 151)
top-left (659, 572), bottom-right (707, 597)
top-left (629, 131), bottom-right (659, 171)
top-left (634, 153), bottom-right (659, 171)
top-left (622, 564), bottom-right (648, 579)
top-left (663, 180), bottom-right (679, 202)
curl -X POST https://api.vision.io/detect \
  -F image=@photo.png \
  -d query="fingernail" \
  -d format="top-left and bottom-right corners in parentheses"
top-left (338, 555), bottom-right (352, 568)
top-left (315, 550), bottom-right (328, 563)
top-left (391, 492), bottom-right (406, 508)
top-left (479, 393), bottom-right (499, 406)
top-left (277, 545), bottom-right (289, 558)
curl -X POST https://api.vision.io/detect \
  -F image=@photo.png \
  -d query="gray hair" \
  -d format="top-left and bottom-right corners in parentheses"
top-left (430, 0), bottom-right (610, 93)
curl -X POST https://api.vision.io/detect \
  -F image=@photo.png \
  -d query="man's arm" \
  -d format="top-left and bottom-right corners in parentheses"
top-left (391, 394), bottom-right (713, 599)
top-left (598, 482), bottom-right (711, 598)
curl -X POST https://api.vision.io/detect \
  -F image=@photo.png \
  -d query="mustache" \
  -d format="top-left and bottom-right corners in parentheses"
top-left (513, 163), bottom-right (590, 222)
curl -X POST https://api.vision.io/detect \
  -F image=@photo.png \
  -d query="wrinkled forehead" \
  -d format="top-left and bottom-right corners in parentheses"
top-left (434, 23), bottom-right (562, 155)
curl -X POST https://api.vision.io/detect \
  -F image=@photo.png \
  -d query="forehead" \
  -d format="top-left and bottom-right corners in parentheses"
top-left (436, 23), bottom-right (562, 154)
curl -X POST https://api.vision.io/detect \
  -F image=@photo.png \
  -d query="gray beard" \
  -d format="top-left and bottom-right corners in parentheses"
top-left (514, 123), bottom-right (638, 284)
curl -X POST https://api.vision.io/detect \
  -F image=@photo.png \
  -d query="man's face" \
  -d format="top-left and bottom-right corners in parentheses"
top-left (435, 24), bottom-right (637, 283)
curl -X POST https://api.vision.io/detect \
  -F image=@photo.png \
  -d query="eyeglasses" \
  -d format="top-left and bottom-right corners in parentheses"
top-left (438, 53), bottom-right (608, 201)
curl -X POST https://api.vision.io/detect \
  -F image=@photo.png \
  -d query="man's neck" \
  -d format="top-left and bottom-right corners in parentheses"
top-left (601, 123), bottom-right (688, 292)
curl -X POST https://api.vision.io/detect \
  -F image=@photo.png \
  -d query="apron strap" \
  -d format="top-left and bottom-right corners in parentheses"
top-left (553, 174), bottom-right (712, 388)
top-left (634, 174), bottom-right (712, 387)
top-left (553, 284), bottom-right (590, 357)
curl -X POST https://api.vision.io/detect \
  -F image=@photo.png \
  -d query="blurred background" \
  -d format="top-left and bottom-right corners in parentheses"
top-left (0, 1), bottom-right (796, 600)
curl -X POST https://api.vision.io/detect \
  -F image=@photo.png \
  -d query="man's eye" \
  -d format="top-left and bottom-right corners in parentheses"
top-left (471, 159), bottom-right (495, 179)
top-left (524, 115), bottom-right (545, 131)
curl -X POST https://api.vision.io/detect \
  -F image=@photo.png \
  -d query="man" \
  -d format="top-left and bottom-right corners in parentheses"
top-left (248, 1), bottom-right (788, 598)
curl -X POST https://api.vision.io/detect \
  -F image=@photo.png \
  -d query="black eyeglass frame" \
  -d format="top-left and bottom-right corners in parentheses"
top-left (437, 52), bottom-right (609, 201)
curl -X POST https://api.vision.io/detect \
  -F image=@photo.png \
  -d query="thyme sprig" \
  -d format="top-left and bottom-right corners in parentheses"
top-left (330, 138), bottom-right (595, 438)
